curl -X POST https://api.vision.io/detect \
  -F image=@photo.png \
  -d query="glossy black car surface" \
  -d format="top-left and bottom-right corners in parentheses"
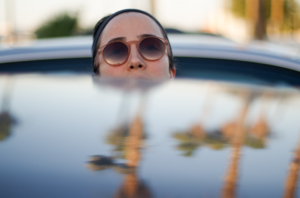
top-left (1, 75), bottom-right (300, 197)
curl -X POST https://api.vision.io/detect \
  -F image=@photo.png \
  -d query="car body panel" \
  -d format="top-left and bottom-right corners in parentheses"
top-left (1, 75), bottom-right (300, 197)
top-left (1, 35), bottom-right (300, 72)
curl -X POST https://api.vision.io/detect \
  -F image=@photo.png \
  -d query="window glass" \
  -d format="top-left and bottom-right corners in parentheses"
top-left (175, 57), bottom-right (300, 86)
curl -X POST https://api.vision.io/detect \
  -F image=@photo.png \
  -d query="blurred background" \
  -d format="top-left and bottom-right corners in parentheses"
top-left (1, 0), bottom-right (300, 45)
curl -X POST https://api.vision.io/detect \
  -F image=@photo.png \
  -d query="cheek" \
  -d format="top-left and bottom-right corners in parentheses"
top-left (98, 57), bottom-right (123, 77)
top-left (99, 64), bottom-right (125, 77)
top-left (148, 56), bottom-right (170, 77)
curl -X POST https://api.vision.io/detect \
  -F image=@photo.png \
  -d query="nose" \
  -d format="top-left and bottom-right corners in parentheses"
top-left (127, 44), bottom-right (146, 71)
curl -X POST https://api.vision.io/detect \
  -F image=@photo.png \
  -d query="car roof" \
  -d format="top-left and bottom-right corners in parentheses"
top-left (1, 34), bottom-right (300, 72)
top-left (1, 75), bottom-right (300, 197)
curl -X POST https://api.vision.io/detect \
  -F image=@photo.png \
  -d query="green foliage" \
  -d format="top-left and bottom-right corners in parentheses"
top-left (230, 0), bottom-right (271, 20)
top-left (204, 137), bottom-right (227, 150)
top-left (173, 132), bottom-right (228, 156)
top-left (245, 136), bottom-right (265, 149)
top-left (35, 12), bottom-right (78, 39)
top-left (173, 133), bottom-right (202, 157)
top-left (230, 0), bottom-right (300, 32)
top-left (281, 0), bottom-right (300, 31)
top-left (176, 142), bottom-right (201, 157)
top-left (172, 130), bottom-right (267, 156)
top-left (106, 126), bottom-right (128, 159)
top-left (231, 0), bottom-right (246, 18)
top-left (0, 112), bottom-right (14, 141)
top-left (0, 122), bottom-right (10, 141)
top-left (106, 125), bottom-right (147, 159)
top-left (173, 133), bottom-right (194, 142)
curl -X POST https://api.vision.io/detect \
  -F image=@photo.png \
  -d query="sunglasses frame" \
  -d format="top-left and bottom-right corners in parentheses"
top-left (97, 36), bottom-right (169, 66)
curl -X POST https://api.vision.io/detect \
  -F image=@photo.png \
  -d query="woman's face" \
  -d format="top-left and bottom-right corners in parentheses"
top-left (98, 12), bottom-right (175, 80)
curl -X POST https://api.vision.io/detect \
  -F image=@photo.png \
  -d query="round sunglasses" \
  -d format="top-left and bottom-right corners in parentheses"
top-left (98, 36), bottom-right (169, 66)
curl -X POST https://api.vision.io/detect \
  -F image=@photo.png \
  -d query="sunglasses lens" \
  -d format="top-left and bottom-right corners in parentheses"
top-left (103, 42), bottom-right (128, 65)
top-left (139, 37), bottom-right (165, 60)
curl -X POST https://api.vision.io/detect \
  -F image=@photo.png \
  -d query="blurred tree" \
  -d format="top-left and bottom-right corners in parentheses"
top-left (173, 124), bottom-right (206, 157)
top-left (87, 114), bottom-right (153, 198)
top-left (282, 0), bottom-right (300, 34)
top-left (204, 133), bottom-right (227, 150)
top-left (282, 136), bottom-right (300, 198)
top-left (230, 0), bottom-right (300, 39)
top-left (244, 136), bottom-right (265, 149)
top-left (35, 12), bottom-right (78, 39)
top-left (173, 132), bottom-right (203, 157)
top-left (150, 0), bottom-right (156, 18)
top-left (0, 77), bottom-right (16, 142)
top-left (106, 126), bottom-right (129, 159)
top-left (172, 92), bottom-right (272, 157)
top-left (106, 124), bottom-right (147, 160)
top-left (0, 112), bottom-right (13, 141)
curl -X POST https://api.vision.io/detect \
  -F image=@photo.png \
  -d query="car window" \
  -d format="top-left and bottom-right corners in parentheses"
top-left (0, 58), bottom-right (93, 74)
top-left (175, 57), bottom-right (300, 86)
top-left (1, 56), bottom-right (300, 86)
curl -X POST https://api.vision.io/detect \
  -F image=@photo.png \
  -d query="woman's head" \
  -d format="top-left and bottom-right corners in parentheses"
top-left (92, 9), bottom-right (175, 80)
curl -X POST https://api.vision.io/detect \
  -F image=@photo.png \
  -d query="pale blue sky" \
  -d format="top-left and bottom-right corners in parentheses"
top-left (0, 0), bottom-right (224, 35)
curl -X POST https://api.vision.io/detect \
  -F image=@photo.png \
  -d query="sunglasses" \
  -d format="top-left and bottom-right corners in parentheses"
top-left (98, 36), bottom-right (169, 66)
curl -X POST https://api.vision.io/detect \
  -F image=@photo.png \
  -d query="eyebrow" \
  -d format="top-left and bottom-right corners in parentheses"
top-left (106, 37), bottom-right (126, 44)
top-left (138, 34), bottom-right (157, 39)
top-left (106, 34), bottom-right (158, 45)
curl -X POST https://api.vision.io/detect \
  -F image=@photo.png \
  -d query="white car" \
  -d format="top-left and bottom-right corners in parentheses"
top-left (1, 34), bottom-right (300, 85)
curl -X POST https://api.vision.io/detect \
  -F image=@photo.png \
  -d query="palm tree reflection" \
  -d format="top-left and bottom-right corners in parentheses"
top-left (113, 115), bottom-right (152, 198)
top-left (87, 93), bottom-right (152, 198)
top-left (105, 118), bottom-right (147, 163)
top-left (173, 126), bottom-right (205, 157)
top-left (246, 93), bottom-right (271, 149)
top-left (0, 76), bottom-right (16, 142)
top-left (222, 92), bottom-right (249, 198)
top-left (173, 126), bottom-right (228, 156)
top-left (173, 91), bottom-right (271, 156)
top-left (173, 88), bottom-right (227, 156)
top-left (172, 89), bottom-right (274, 197)
top-left (282, 136), bottom-right (300, 198)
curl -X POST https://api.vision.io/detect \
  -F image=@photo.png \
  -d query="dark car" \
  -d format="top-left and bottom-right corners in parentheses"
top-left (2, 33), bottom-right (300, 198)
top-left (0, 75), bottom-right (300, 197)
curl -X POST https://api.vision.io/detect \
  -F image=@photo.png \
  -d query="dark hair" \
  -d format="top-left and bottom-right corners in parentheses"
top-left (92, 15), bottom-right (110, 74)
top-left (92, 11), bottom-right (175, 75)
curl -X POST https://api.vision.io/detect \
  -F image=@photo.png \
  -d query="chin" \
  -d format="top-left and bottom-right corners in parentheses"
top-left (127, 75), bottom-right (151, 80)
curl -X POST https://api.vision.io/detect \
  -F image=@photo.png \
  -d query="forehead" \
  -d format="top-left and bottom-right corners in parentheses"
top-left (100, 12), bottom-right (164, 44)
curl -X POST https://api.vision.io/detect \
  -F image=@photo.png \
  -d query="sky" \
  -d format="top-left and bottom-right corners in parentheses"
top-left (0, 0), bottom-right (224, 35)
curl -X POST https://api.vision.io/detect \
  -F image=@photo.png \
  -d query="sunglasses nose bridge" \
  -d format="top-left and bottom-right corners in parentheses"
top-left (127, 41), bottom-right (142, 58)
top-left (126, 41), bottom-right (146, 70)
top-left (127, 40), bottom-right (139, 52)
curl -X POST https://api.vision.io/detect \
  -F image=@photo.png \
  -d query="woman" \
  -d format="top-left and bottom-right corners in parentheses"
top-left (92, 9), bottom-right (176, 80)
